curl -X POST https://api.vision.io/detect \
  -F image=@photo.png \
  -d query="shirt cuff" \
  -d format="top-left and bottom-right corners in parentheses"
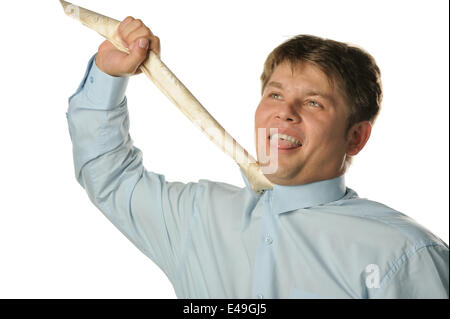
top-left (84, 53), bottom-right (130, 109)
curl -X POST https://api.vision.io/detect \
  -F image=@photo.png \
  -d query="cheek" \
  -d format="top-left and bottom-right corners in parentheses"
top-left (254, 103), bottom-right (269, 126)
top-left (254, 105), bottom-right (264, 142)
top-left (307, 118), bottom-right (345, 148)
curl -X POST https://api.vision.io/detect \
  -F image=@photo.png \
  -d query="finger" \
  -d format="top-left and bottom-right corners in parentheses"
top-left (126, 27), bottom-right (153, 49)
top-left (119, 16), bottom-right (134, 31)
top-left (122, 37), bottom-right (150, 74)
top-left (150, 35), bottom-right (161, 56)
top-left (120, 19), bottom-right (146, 45)
top-left (118, 16), bottom-right (135, 46)
top-left (129, 35), bottom-right (159, 56)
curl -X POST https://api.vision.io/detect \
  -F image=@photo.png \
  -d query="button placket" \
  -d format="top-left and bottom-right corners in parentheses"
top-left (251, 190), bottom-right (276, 299)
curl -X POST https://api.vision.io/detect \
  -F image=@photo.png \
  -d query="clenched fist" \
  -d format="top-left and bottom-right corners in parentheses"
top-left (95, 16), bottom-right (161, 77)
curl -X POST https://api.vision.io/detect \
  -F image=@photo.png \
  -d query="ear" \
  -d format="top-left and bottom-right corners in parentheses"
top-left (346, 121), bottom-right (372, 156)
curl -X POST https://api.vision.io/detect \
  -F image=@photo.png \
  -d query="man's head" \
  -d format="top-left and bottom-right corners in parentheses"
top-left (255, 35), bottom-right (382, 186)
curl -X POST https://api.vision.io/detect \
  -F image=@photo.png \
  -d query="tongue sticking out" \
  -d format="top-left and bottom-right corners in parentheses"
top-left (276, 138), bottom-right (301, 149)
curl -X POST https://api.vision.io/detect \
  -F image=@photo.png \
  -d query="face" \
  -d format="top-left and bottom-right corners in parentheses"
top-left (255, 61), bottom-right (351, 186)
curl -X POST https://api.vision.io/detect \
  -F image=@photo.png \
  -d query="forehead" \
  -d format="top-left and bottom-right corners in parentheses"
top-left (269, 61), bottom-right (335, 91)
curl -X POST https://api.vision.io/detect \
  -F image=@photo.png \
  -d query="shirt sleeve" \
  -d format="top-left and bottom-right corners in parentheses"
top-left (373, 244), bottom-right (449, 299)
top-left (65, 53), bottom-right (199, 283)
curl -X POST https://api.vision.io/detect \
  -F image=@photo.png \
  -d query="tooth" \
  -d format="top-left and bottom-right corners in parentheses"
top-left (271, 133), bottom-right (302, 146)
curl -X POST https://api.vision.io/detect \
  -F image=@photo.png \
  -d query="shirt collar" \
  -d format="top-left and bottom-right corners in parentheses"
top-left (240, 168), bottom-right (346, 214)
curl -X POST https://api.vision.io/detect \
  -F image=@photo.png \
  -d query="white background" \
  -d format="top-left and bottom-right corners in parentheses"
top-left (0, 0), bottom-right (448, 298)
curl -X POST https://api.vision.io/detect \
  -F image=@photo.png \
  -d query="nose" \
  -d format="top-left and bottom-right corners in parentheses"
top-left (274, 100), bottom-right (301, 123)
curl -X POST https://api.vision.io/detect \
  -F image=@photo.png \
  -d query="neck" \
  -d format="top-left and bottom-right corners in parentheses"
top-left (265, 168), bottom-right (346, 186)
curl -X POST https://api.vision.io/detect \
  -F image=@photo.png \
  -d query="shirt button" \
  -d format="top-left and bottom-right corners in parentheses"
top-left (257, 294), bottom-right (264, 299)
top-left (264, 235), bottom-right (273, 245)
top-left (89, 76), bottom-right (94, 83)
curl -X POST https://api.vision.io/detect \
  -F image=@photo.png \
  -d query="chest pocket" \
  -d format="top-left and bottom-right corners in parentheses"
top-left (289, 287), bottom-right (331, 299)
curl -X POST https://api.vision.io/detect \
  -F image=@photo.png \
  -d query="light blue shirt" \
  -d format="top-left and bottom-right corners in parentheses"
top-left (66, 54), bottom-right (449, 299)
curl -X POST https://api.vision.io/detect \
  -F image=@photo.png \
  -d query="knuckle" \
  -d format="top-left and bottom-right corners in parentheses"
top-left (143, 26), bottom-right (152, 36)
top-left (135, 19), bottom-right (143, 26)
top-left (98, 40), bottom-right (109, 50)
top-left (119, 16), bottom-right (133, 28)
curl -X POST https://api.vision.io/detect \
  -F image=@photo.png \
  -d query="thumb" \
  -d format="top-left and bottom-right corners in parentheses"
top-left (124, 38), bottom-right (150, 74)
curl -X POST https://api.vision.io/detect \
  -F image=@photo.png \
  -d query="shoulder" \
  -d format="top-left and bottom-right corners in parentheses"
top-left (329, 188), bottom-right (448, 298)
top-left (331, 187), bottom-right (448, 249)
top-left (371, 241), bottom-right (449, 298)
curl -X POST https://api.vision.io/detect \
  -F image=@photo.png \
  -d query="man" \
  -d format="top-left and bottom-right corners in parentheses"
top-left (66, 16), bottom-right (449, 298)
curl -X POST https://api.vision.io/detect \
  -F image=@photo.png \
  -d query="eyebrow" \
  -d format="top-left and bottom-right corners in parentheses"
top-left (266, 81), bottom-right (284, 89)
top-left (266, 81), bottom-right (335, 104)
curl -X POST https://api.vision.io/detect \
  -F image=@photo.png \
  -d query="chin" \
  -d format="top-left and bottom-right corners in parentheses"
top-left (264, 166), bottom-right (301, 184)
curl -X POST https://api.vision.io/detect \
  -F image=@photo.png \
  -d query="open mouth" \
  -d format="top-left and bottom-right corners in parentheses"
top-left (269, 133), bottom-right (303, 150)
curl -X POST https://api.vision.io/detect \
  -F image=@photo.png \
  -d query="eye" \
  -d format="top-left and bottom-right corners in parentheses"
top-left (269, 92), bottom-right (282, 100)
top-left (307, 100), bottom-right (321, 108)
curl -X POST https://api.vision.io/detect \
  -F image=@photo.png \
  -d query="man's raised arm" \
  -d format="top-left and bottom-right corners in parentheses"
top-left (65, 17), bottom-right (199, 284)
